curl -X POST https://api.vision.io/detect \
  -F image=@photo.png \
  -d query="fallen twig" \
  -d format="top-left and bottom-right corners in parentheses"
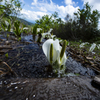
top-left (0, 61), bottom-right (18, 77)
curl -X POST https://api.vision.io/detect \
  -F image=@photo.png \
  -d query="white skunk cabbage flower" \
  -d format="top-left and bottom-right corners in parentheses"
top-left (89, 43), bottom-right (96, 52)
top-left (37, 28), bottom-right (42, 32)
top-left (48, 28), bottom-right (53, 34)
top-left (23, 27), bottom-right (29, 30)
top-left (42, 39), bottom-right (67, 76)
top-left (97, 44), bottom-right (100, 49)
top-left (42, 39), bottom-right (60, 65)
top-left (51, 35), bottom-right (56, 39)
top-left (11, 28), bottom-right (13, 32)
top-left (79, 42), bottom-right (89, 48)
top-left (5, 20), bottom-right (9, 26)
top-left (42, 33), bottom-right (50, 38)
top-left (42, 28), bottom-right (53, 38)
top-left (42, 39), bottom-right (67, 75)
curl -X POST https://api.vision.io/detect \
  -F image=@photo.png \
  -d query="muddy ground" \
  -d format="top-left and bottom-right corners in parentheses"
top-left (0, 32), bottom-right (100, 100)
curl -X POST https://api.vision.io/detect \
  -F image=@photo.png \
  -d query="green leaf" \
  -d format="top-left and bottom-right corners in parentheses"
top-left (5, 53), bottom-right (8, 58)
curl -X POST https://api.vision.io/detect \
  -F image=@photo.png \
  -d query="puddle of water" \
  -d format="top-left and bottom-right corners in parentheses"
top-left (0, 35), bottom-right (6, 40)
top-left (21, 34), bottom-right (46, 43)
top-left (21, 34), bottom-right (33, 42)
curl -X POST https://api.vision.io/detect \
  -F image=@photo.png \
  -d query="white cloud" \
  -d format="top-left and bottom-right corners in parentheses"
top-left (31, 0), bottom-right (57, 12)
top-left (64, 0), bottom-right (75, 5)
top-left (20, 0), bottom-right (24, 3)
top-left (39, 7), bottom-right (47, 12)
top-left (20, 0), bottom-right (79, 23)
top-left (57, 5), bottom-right (79, 19)
top-left (82, 0), bottom-right (100, 11)
top-left (31, 0), bottom-right (37, 5)
top-left (20, 9), bottom-right (47, 22)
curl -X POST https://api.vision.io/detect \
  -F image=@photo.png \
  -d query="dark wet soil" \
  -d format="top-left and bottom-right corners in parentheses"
top-left (0, 43), bottom-right (97, 79)
top-left (0, 76), bottom-right (100, 100)
top-left (0, 43), bottom-right (53, 78)
top-left (0, 32), bottom-right (100, 100)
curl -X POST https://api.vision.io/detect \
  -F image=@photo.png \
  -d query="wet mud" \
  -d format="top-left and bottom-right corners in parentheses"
top-left (0, 32), bottom-right (100, 100)
top-left (0, 76), bottom-right (100, 100)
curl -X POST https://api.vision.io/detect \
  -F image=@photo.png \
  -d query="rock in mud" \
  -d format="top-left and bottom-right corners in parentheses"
top-left (91, 75), bottom-right (100, 90)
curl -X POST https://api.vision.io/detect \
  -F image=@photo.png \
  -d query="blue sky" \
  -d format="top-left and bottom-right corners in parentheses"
top-left (20, 0), bottom-right (100, 28)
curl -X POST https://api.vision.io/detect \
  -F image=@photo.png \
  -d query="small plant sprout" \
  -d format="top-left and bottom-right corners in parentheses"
top-left (5, 53), bottom-right (8, 58)
top-left (37, 33), bottom-right (43, 43)
top-left (1, 21), bottom-right (7, 31)
top-left (7, 33), bottom-right (10, 40)
top-left (2, 20), bottom-right (11, 32)
top-left (42, 39), bottom-right (68, 77)
top-left (14, 21), bottom-right (22, 38)
top-left (32, 25), bottom-right (38, 35)
top-left (7, 19), bottom-right (11, 32)
top-left (32, 25), bottom-right (42, 41)
top-left (37, 29), bottom-right (43, 43)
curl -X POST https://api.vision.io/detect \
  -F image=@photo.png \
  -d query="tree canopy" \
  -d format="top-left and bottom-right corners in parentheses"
top-left (0, 0), bottom-right (22, 20)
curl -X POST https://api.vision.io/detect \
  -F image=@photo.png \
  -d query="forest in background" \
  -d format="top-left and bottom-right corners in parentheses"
top-left (0, 0), bottom-right (100, 43)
